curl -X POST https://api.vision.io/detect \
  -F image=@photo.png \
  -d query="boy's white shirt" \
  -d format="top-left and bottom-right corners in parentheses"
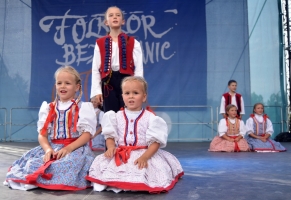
top-left (90, 39), bottom-right (143, 98)
top-left (219, 93), bottom-right (245, 114)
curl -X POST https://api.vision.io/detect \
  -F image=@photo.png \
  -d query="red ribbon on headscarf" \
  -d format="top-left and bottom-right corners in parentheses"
top-left (114, 145), bottom-right (147, 166)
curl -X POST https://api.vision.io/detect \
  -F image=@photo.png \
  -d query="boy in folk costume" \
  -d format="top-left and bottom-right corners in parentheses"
top-left (90, 6), bottom-right (143, 113)
top-left (220, 80), bottom-right (245, 118)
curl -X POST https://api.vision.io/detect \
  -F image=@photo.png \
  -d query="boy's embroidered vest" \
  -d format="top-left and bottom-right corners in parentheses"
top-left (97, 33), bottom-right (135, 79)
top-left (226, 118), bottom-right (240, 135)
top-left (251, 115), bottom-right (267, 136)
top-left (223, 93), bottom-right (242, 115)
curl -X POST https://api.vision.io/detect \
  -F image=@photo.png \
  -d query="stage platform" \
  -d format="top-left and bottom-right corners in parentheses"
top-left (0, 142), bottom-right (290, 200)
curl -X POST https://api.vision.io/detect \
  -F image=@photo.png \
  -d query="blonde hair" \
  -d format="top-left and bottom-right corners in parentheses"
top-left (104, 6), bottom-right (125, 21)
top-left (121, 76), bottom-right (148, 94)
top-left (225, 104), bottom-right (237, 116)
top-left (54, 65), bottom-right (82, 103)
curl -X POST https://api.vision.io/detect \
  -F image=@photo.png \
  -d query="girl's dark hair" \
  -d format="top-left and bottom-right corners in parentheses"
top-left (253, 103), bottom-right (264, 114)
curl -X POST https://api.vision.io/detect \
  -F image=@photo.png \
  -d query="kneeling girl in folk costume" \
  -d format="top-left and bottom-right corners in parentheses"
top-left (4, 66), bottom-right (96, 190)
top-left (86, 76), bottom-right (184, 193)
top-left (245, 103), bottom-right (286, 152)
top-left (209, 104), bottom-right (249, 152)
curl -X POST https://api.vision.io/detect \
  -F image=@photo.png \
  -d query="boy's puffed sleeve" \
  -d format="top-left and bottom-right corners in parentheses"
top-left (37, 101), bottom-right (50, 134)
top-left (101, 111), bottom-right (118, 141)
top-left (77, 102), bottom-right (97, 136)
top-left (146, 115), bottom-right (168, 148)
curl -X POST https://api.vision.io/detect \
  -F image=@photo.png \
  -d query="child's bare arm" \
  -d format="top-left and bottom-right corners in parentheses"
top-left (104, 138), bottom-right (116, 158)
top-left (221, 134), bottom-right (234, 142)
top-left (249, 133), bottom-right (261, 139)
top-left (262, 133), bottom-right (271, 139)
top-left (234, 135), bottom-right (242, 142)
top-left (91, 127), bottom-right (102, 139)
top-left (38, 132), bottom-right (55, 162)
top-left (134, 142), bottom-right (160, 169)
top-left (54, 132), bottom-right (91, 160)
top-left (260, 133), bottom-right (271, 142)
top-left (249, 133), bottom-right (268, 142)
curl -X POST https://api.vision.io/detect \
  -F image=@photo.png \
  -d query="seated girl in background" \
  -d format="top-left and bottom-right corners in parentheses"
top-left (86, 76), bottom-right (184, 193)
top-left (245, 103), bottom-right (286, 152)
top-left (4, 66), bottom-right (96, 190)
top-left (209, 104), bottom-right (249, 152)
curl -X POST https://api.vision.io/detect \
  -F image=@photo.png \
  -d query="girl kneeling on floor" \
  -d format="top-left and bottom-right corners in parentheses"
top-left (209, 104), bottom-right (249, 152)
top-left (245, 103), bottom-right (286, 152)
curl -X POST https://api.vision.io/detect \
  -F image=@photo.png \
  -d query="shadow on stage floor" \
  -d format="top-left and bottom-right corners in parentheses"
top-left (0, 142), bottom-right (291, 200)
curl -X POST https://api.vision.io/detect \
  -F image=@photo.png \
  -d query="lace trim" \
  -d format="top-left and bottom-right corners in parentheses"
top-left (147, 140), bottom-right (160, 147)
top-left (77, 124), bottom-right (95, 135)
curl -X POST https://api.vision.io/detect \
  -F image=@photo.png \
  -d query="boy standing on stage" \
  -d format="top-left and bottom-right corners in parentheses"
top-left (220, 80), bottom-right (245, 118)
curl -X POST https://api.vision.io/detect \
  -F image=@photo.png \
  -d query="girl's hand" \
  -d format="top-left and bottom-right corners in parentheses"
top-left (234, 137), bottom-right (241, 142)
top-left (134, 156), bottom-right (148, 169)
top-left (104, 147), bottom-right (116, 158)
top-left (259, 137), bottom-right (267, 143)
top-left (53, 146), bottom-right (73, 160)
top-left (43, 148), bottom-right (55, 162)
top-left (228, 138), bottom-right (235, 142)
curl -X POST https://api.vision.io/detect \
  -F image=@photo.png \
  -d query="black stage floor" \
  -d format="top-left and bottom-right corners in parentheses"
top-left (0, 142), bottom-right (290, 200)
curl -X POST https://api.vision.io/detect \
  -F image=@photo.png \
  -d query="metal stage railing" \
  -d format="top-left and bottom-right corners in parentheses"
top-left (0, 108), bottom-right (7, 142)
top-left (9, 107), bottom-right (40, 142)
top-left (216, 105), bottom-right (285, 133)
top-left (151, 105), bottom-right (214, 141)
top-left (1, 105), bottom-right (289, 142)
